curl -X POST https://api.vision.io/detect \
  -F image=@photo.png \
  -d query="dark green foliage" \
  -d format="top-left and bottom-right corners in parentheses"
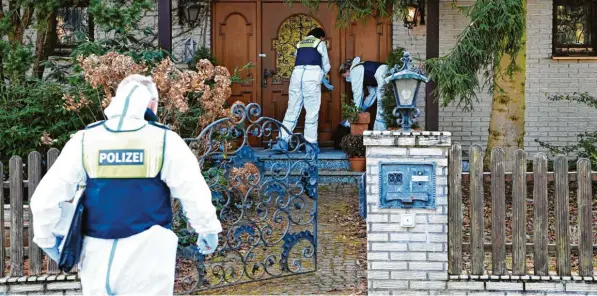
top-left (0, 79), bottom-right (102, 164)
top-left (188, 46), bottom-right (217, 69)
top-left (536, 92), bottom-right (597, 169)
top-left (342, 100), bottom-right (359, 123)
top-left (425, 0), bottom-right (525, 110)
top-left (290, 0), bottom-right (408, 27)
top-left (340, 134), bottom-right (365, 157)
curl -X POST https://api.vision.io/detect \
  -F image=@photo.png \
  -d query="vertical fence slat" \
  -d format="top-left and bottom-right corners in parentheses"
top-left (577, 158), bottom-right (593, 277)
top-left (491, 148), bottom-right (506, 275)
top-left (554, 156), bottom-right (571, 276)
top-left (512, 149), bottom-right (527, 275)
top-left (470, 145), bottom-right (484, 275)
top-left (47, 148), bottom-right (60, 274)
top-left (9, 156), bottom-right (24, 277)
top-left (0, 162), bottom-right (4, 278)
top-left (448, 143), bottom-right (463, 275)
top-left (533, 153), bottom-right (549, 276)
top-left (28, 152), bottom-right (43, 275)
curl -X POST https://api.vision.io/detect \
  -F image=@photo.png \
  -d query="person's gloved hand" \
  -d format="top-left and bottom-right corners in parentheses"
top-left (197, 233), bottom-right (218, 255)
top-left (322, 77), bottom-right (334, 91)
top-left (42, 237), bottom-right (63, 263)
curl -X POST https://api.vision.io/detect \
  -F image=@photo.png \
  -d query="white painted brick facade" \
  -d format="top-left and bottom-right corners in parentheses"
top-left (393, 0), bottom-right (597, 156)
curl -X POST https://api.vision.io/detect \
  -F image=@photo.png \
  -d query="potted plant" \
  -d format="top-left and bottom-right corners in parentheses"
top-left (340, 134), bottom-right (366, 172)
top-left (342, 96), bottom-right (370, 135)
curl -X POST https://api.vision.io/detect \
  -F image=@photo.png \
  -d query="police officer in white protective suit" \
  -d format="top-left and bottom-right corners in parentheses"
top-left (275, 27), bottom-right (332, 154)
top-left (339, 57), bottom-right (389, 130)
top-left (30, 74), bottom-right (222, 295)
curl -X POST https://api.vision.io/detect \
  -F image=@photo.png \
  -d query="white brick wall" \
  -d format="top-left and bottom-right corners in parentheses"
top-left (364, 131), bottom-right (450, 295)
top-left (393, 0), bottom-right (597, 156)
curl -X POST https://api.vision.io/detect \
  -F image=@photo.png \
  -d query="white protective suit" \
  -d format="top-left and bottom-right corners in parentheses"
top-left (30, 76), bottom-right (222, 296)
top-left (348, 57), bottom-right (389, 131)
top-left (279, 35), bottom-right (331, 144)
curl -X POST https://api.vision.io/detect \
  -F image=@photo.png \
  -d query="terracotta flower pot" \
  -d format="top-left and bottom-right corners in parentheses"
top-left (350, 112), bottom-right (370, 135)
top-left (348, 156), bottom-right (366, 172)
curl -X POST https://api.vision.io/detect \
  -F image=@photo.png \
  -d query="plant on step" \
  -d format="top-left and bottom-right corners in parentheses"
top-left (536, 92), bottom-right (597, 169)
top-left (340, 134), bottom-right (365, 157)
top-left (342, 98), bottom-right (360, 123)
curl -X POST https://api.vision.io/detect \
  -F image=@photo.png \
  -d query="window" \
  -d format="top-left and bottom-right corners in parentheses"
top-left (54, 6), bottom-right (94, 55)
top-left (553, 0), bottom-right (596, 57)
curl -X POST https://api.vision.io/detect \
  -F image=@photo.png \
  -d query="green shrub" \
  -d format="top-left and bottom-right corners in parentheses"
top-left (536, 92), bottom-right (597, 169)
top-left (340, 134), bottom-right (365, 157)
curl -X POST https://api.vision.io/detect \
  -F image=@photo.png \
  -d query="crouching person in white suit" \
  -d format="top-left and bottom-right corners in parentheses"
top-left (30, 74), bottom-right (222, 295)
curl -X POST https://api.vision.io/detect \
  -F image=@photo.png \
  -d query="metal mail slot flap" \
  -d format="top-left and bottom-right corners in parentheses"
top-left (385, 192), bottom-right (429, 203)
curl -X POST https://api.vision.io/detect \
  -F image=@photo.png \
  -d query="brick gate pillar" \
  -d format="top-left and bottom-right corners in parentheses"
top-left (363, 131), bottom-right (451, 295)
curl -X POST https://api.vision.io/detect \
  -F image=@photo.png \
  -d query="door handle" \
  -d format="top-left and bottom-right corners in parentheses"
top-left (263, 68), bottom-right (276, 88)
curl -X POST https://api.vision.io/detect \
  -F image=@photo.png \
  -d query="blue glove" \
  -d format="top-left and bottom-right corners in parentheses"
top-left (42, 237), bottom-right (63, 263)
top-left (197, 233), bottom-right (218, 255)
top-left (322, 77), bottom-right (334, 91)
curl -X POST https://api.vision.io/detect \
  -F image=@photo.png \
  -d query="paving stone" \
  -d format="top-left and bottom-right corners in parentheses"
top-left (201, 186), bottom-right (367, 295)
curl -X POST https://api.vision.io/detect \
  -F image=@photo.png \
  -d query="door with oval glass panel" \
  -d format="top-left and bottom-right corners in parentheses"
top-left (260, 4), bottom-right (341, 147)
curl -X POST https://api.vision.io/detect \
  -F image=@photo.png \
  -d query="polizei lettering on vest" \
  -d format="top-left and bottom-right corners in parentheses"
top-left (98, 149), bottom-right (145, 165)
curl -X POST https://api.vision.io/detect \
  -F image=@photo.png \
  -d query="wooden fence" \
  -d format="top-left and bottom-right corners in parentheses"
top-left (448, 143), bottom-right (596, 277)
top-left (448, 143), bottom-right (595, 277)
top-left (0, 148), bottom-right (72, 278)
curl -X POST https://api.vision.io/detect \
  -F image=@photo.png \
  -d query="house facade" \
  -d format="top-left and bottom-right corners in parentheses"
top-left (45, 0), bottom-right (597, 155)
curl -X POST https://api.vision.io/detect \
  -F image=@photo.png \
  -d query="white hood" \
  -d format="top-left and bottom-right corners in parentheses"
top-left (103, 75), bottom-right (158, 131)
top-left (350, 57), bottom-right (361, 70)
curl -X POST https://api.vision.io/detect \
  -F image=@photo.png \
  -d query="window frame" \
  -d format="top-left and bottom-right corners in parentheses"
top-left (552, 0), bottom-right (597, 57)
top-left (52, 3), bottom-right (94, 56)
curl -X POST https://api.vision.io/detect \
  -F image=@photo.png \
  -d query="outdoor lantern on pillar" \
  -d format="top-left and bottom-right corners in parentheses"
top-left (183, 38), bottom-right (197, 62)
top-left (385, 52), bottom-right (429, 131)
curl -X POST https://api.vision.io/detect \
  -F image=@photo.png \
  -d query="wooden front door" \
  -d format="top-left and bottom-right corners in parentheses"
top-left (212, 1), bottom-right (392, 147)
top-left (260, 4), bottom-right (340, 146)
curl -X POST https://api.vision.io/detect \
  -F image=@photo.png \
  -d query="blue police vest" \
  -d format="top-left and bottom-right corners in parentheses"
top-left (355, 61), bottom-right (385, 87)
top-left (81, 121), bottom-right (172, 239)
top-left (295, 36), bottom-right (323, 67)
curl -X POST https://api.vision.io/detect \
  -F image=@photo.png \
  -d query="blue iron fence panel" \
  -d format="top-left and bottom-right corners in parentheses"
top-left (175, 103), bottom-right (318, 293)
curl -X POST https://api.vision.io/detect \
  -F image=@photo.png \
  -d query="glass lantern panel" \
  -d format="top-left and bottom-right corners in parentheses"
top-left (394, 79), bottom-right (418, 106)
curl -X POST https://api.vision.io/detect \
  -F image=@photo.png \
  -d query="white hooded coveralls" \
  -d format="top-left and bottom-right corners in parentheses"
top-left (279, 35), bottom-right (331, 144)
top-left (348, 57), bottom-right (389, 131)
top-left (30, 77), bottom-right (222, 295)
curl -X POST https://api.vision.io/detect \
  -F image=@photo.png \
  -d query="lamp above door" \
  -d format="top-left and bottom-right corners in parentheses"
top-left (178, 0), bottom-right (207, 26)
top-left (402, 0), bottom-right (425, 29)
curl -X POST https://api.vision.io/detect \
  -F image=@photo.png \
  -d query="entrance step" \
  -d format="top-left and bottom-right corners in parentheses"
top-left (257, 148), bottom-right (362, 185)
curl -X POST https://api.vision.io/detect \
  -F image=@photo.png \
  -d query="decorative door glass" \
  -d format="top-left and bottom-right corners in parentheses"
top-left (272, 14), bottom-right (325, 82)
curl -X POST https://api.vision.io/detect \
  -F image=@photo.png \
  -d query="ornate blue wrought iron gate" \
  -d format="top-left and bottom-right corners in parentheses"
top-left (174, 103), bottom-right (319, 293)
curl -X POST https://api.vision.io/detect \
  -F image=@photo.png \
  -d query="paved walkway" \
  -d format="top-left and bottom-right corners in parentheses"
top-left (203, 184), bottom-right (368, 295)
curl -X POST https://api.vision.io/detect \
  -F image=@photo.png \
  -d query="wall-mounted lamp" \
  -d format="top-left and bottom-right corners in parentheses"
top-left (403, 0), bottom-right (425, 29)
top-left (178, 1), bottom-right (206, 26)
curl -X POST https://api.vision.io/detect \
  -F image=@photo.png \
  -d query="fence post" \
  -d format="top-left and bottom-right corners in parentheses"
top-left (448, 143), bottom-right (462, 275)
top-left (9, 156), bottom-right (25, 277)
top-left (47, 148), bottom-right (61, 274)
top-left (0, 161), bottom-right (4, 278)
top-left (490, 148), bottom-right (506, 275)
top-left (533, 153), bottom-right (548, 276)
top-left (28, 152), bottom-right (43, 275)
top-left (554, 156), bottom-right (571, 276)
top-left (577, 158), bottom-right (593, 277)
top-left (512, 149), bottom-right (527, 275)
top-left (469, 145), bottom-right (484, 275)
